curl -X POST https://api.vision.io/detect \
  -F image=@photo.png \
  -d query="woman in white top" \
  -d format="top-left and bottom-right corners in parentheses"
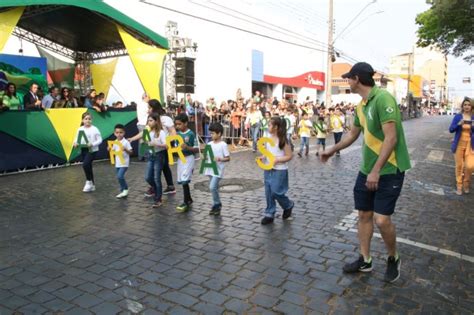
top-left (73, 112), bottom-right (103, 192)
top-left (245, 103), bottom-right (263, 152)
top-left (259, 117), bottom-right (295, 225)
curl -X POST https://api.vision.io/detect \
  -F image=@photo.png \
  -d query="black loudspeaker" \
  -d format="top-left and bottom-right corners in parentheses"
top-left (175, 57), bottom-right (195, 93)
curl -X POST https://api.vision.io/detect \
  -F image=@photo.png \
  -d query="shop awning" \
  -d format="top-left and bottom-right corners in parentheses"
top-left (264, 71), bottom-right (325, 91)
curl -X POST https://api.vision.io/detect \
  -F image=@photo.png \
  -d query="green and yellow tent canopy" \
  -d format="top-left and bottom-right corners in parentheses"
top-left (0, 0), bottom-right (169, 101)
top-left (0, 0), bottom-right (169, 52)
top-left (0, 109), bottom-right (137, 162)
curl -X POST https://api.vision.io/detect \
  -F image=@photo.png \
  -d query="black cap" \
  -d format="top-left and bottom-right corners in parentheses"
top-left (341, 62), bottom-right (375, 79)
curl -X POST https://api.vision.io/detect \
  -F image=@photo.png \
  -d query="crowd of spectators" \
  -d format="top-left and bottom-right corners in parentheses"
top-left (163, 91), bottom-right (355, 148)
top-left (0, 82), bottom-right (131, 112)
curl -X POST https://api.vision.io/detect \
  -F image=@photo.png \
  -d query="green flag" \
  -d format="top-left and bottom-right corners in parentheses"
top-left (199, 144), bottom-right (219, 176)
top-left (139, 129), bottom-right (155, 156)
top-left (76, 130), bottom-right (92, 152)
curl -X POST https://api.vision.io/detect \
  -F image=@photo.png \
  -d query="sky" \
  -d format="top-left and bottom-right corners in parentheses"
top-left (2, 0), bottom-right (472, 101)
top-left (256, 0), bottom-right (473, 97)
top-left (114, 0), bottom-right (472, 98)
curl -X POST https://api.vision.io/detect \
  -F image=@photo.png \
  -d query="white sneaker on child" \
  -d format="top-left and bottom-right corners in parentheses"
top-left (90, 183), bottom-right (96, 192)
top-left (116, 190), bottom-right (128, 198)
top-left (83, 181), bottom-right (92, 192)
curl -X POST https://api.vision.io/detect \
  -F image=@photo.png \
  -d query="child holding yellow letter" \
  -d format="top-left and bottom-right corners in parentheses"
top-left (258, 117), bottom-right (294, 225)
top-left (110, 124), bottom-right (133, 199)
top-left (175, 114), bottom-right (199, 212)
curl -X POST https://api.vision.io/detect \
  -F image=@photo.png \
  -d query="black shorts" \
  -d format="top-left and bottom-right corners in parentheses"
top-left (353, 171), bottom-right (405, 215)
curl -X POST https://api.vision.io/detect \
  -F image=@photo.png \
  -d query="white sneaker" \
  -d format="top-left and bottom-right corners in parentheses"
top-left (116, 190), bottom-right (128, 198)
top-left (90, 183), bottom-right (96, 192)
top-left (83, 181), bottom-right (92, 192)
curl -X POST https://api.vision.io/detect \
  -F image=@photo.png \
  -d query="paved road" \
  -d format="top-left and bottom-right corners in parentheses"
top-left (0, 115), bottom-right (472, 314)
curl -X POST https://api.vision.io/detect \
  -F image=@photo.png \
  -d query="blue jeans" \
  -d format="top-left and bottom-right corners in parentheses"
top-left (116, 167), bottom-right (128, 191)
top-left (287, 133), bottom-right (294, 151)
top-left (334, 132), bottom-right (343, 144)
top-left (250, 122), bottom-right (261, 151)
top-left (204, 123), bottom-right (210, 143)
top-left (264, 169), bottom-right (294, 218)
top-left (209, 176), bottom-right (221, 206)
top-left (299, 137), bottom-right (309, 154)
top-left (146, 150), bottom-right (166, 201)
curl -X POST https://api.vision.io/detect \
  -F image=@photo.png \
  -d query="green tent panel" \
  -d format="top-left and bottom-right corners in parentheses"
top-left (0, 111), bottom-right (66, 160)
top-left (69, 109), bottom-right (138, 161)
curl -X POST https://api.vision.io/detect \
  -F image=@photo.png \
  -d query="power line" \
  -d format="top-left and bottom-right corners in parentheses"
top-left (139, 0), bottom-right (329, 53)
top-left (269, 1), bottom-right (329, 28)
top-left (204, 0), bottom-right (329, 48)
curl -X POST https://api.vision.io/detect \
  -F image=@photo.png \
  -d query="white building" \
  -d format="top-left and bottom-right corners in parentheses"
top-left (2, 1), bottom-right (328, 105)
top-left (108, 0), bottom-right (327, 104)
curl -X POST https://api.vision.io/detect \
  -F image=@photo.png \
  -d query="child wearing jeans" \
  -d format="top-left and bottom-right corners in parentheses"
top-left (258, 117), bottom-right (294, 225)
top-left (73, 112), bottom-right (102, 192)
top-left (297, 111), bottom-right (312, 157)
top-left (314, 115), bottom-right (328, 157)
top-left (204, 122), bottom-right (230, 215)
top-left (128, 113), bottom-right (168, 207)
top-left (111, 124), bottom-right (133, 198)
top-left (175, 114), bottom-right (199, 212)
top-left (146, 113), bottom-right (168, 208)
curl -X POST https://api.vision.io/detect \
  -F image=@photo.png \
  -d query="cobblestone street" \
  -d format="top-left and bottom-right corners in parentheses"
top-left (1, 115), bottom-right (472, 314)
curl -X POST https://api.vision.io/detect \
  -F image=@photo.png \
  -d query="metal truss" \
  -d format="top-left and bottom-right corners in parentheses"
top-left (165, 51), bottom-right (177, 100)
top-left (12, 27), bottom-right (76, 60)
top-left (12, 27), bottom-right (128, 61)
top-left (88, 49), bottom-right (129, 60)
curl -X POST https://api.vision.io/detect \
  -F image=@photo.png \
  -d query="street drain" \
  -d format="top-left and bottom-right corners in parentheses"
top-left (194, 178), bottom-right (263, 193)
top-left (221, 184), bottom-right (243, 192)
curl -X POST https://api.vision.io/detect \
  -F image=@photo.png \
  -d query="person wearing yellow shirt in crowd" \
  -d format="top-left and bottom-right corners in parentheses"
top-left (297, 111), bottom-right (313, 157)
top-left (330, 107), bottom-right (345, 156)
top-left (2, 83), bottom-right (21, 110)
top-left (449, 97), bottom-right (474, 195)
top-left (314, 115), bottom-right (328, 157)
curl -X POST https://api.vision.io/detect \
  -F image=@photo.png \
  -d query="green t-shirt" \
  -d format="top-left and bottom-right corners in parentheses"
top-left (178, 129), bottom-right (198, 156)
top-left (353, 86), bottom-right (411, 175)
top-left (2, 95), bottom-right (21, 110)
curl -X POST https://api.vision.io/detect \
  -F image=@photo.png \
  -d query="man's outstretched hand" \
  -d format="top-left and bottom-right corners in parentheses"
top-left (320, 148), bottom-right (335, 163)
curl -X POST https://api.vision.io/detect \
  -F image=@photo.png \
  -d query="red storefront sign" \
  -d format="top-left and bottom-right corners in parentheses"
top-left (263, 71), bottom-right (325, 90)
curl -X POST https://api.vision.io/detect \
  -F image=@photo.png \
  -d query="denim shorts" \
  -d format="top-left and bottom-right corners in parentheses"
top-left (353, 170), bottom-right (405, 215)
top-left (317, 138), bottom-right (326, 145)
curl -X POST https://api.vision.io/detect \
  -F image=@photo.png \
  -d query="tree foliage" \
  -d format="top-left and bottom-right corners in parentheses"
top-left (416, 0), bottom-right (474, 63)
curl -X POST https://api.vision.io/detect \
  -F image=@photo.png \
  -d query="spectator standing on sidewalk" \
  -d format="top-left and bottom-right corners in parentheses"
top-left (449, 97), bottom-right (474, 195)
top-left (321, 62), bottom-right (411, 283)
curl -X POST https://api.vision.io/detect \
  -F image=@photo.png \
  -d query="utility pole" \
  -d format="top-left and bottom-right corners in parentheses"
top-left (406, 48), bottom-right (413, 118)
top-left (325, 0), bottom-right (334, 107)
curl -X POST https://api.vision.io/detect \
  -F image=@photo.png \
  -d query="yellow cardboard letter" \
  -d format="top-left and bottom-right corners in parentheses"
top-left (107, 140), bottom-right (125, 165)
top-left (256, 137), bottom-right (275, 170)
top-left (166, 135), bottom-right (186, 165)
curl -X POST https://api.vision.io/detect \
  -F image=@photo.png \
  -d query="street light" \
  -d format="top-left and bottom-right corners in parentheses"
top-left (427, 64), bottom-right (432, 110)
top-left (325, 0), bottom-right (378, 107)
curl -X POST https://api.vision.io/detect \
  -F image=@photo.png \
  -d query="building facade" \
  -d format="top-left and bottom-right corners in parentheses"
top-left (388, 46), bottom-right (448, 106)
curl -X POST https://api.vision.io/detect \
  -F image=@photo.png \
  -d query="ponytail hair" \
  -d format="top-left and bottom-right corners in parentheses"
top-left (270, 116), bottom-right (287, 150)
